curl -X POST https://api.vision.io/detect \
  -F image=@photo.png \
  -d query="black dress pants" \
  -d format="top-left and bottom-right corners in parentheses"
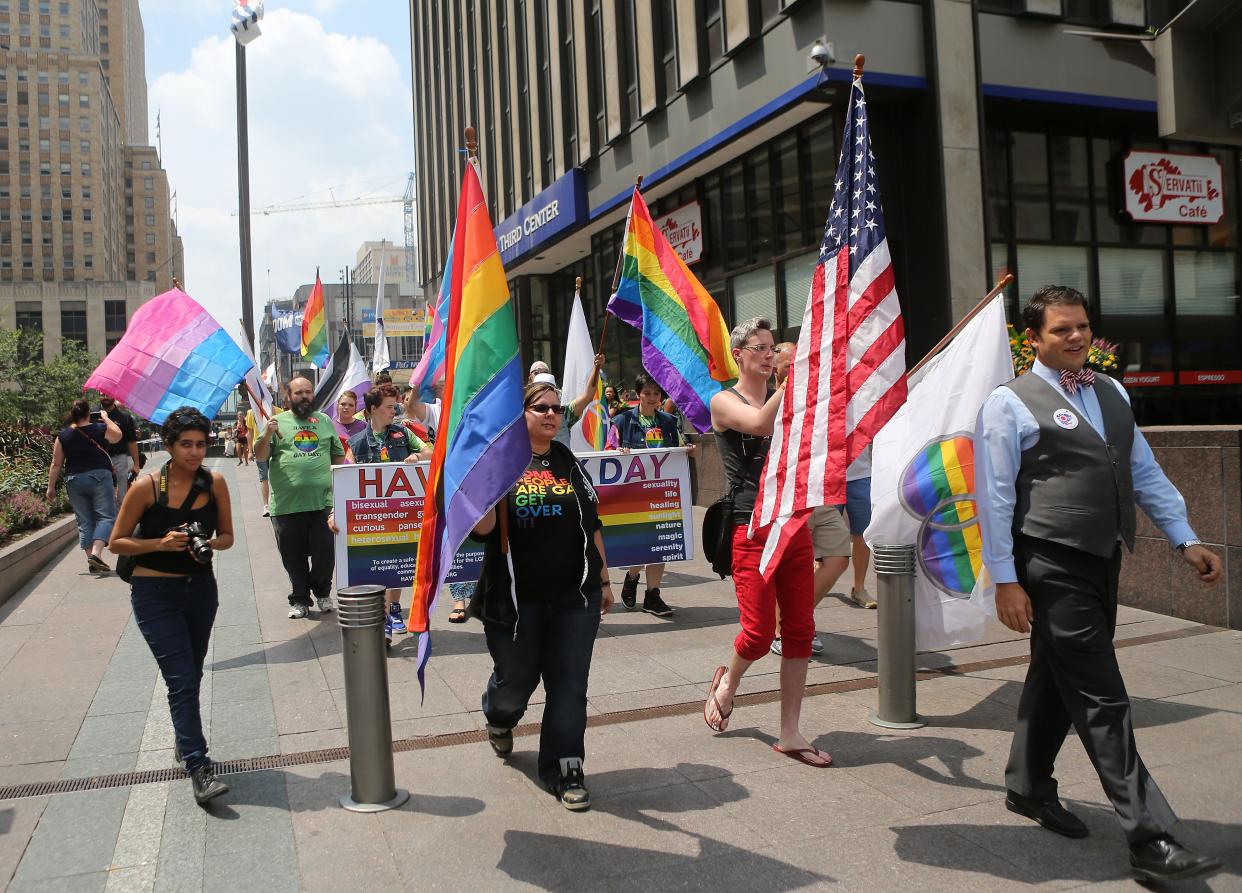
top-left (271, 508), bottom-right (335, 607)
top-left (1005, 535), bottom-right (1176, 844)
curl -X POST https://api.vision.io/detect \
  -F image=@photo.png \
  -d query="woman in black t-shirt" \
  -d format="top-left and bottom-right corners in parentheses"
top-left (110, 407), bottom-right (235, 807)
top-left (46, 399), bottom-right (123, 574)
top-left (469, 381), bottom-right (615, 811)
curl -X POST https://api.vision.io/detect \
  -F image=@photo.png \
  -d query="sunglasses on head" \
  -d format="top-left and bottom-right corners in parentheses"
top-left (526, 403), bottom-right (565, 415)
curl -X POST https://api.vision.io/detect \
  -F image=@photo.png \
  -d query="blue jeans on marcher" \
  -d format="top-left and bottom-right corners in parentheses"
top-left (130, 574), bottom-right (219, 772)
top-left (66, 468), bottom-right (117, 549)
top-left (482, 586), bottom-right (602, 789)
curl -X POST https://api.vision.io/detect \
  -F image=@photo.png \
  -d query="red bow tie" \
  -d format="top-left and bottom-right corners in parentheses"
top-left (1059, 368), bottom-right (1096, 394)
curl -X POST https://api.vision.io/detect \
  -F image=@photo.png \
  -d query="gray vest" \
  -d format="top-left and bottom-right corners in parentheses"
top-left (1004, 373), bottom-right (1136, 558)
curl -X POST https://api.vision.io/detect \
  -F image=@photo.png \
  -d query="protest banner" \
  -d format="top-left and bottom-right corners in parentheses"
top-left (331, 448), bottom-right (693, 590)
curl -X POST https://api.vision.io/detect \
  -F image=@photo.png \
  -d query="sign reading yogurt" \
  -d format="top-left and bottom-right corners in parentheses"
top-left (1124, 151), bottom-right (1224, 225)
top-left (654, 201), bottom-right (704, 264)
top-left (495, 168), bottom-right (587, 265)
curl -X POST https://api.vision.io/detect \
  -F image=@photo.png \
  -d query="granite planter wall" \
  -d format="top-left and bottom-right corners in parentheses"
top-left (0, 515), bottom-right (77, 609)
top-left (693, 426), bottom-right (1241, 630)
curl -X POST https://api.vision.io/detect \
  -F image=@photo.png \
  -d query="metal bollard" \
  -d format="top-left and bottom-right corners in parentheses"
top-left (868, 544), bottom-right (926, 730)
top-left (336, 584), bottom-right (410, 812)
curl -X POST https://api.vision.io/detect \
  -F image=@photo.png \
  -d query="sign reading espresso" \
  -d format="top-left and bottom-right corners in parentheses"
top-left (1123, 151), bottom-right (1224, 225)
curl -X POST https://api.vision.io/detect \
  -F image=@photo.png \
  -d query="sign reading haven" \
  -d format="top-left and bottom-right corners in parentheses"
top-left (331, 448), bottom-right (694, 590)
top-left (653, 201), bottom-right (704, 264)
top-left (1123, 151), bottom-right (1224, 224)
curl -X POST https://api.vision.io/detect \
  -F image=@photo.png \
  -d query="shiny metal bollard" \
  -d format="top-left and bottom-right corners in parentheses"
top-left (336, 584), bottom-right (410, 812)
top-left (868, 544), bottom-right (926, 730)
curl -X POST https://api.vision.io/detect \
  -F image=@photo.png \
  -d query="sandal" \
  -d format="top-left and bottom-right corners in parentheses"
top-left (704, 665), bottom-right (732, 733)
top-left (448, 602), bottom-right (467, 623)
top-left (772, 744), bottom-right (833, 767)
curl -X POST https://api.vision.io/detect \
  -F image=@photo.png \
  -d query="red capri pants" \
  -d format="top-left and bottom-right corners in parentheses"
top-left (731, 522), bottom-right (815, 660)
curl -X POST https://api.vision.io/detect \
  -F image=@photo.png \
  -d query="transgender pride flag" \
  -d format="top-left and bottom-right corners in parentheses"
top-left (85, 288), bottom-right (254, 424)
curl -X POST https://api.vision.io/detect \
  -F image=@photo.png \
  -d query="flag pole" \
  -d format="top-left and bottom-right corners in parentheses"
top-left (598, 175), bottom-right (643, 353)
top-left (907, 273), bottom-right (1014, 379)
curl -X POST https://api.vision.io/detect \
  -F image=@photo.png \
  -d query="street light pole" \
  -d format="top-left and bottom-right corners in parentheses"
top-left (236, 40), bottom-right (255, 348)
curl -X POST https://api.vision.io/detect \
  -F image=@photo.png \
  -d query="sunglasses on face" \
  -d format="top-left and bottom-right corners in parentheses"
top-left (526, 403), bottom-right (565, 416)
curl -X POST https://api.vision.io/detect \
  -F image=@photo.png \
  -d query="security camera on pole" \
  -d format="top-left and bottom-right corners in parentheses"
top-left (232, 2), bottom-right (263, 350)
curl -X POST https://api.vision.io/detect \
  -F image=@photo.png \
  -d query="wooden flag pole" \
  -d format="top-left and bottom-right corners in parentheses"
top-left (906, 273), bottom-right (1014, 379)
top-left (597, 175), bottom-right (643, 353)
top-left (854, 53), bottom-right (865, 78)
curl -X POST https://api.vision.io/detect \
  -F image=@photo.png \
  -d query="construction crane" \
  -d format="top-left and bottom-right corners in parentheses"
top-left (231, 172), bottom-right (419, 288)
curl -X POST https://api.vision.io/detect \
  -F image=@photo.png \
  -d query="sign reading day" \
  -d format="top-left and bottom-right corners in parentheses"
top-left (495, 168), bottom-right (587, 266)
top-left (1123, 151), bottom-right (1224, 224)
top-left (332, 448), bottom-right (694, 591)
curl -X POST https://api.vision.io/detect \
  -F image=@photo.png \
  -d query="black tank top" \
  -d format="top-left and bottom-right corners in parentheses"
top-left (714, 388), bottom-right (772, 524)
top-left (132, 469), bottom-right (218, 576)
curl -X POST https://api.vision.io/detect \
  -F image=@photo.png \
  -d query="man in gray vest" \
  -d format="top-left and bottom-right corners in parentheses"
top-left (975, 285), bottom-right (1223, 884)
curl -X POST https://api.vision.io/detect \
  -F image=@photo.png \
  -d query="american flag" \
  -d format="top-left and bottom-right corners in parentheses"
top-left (750, 70), bottom-right (907, 575)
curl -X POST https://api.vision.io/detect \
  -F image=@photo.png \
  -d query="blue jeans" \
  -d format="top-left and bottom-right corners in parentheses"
top-left (130, 574), bottom-right (219, 772)
top-left (482, 587), bottom-right (601, 789)
top-left (66, 468), bottom-right (117, 549)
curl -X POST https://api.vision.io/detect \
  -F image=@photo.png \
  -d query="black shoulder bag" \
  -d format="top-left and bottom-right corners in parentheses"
top-left (116, 465), bottom-right (212, 583)
top-left (702, 480), bottom-right (741, 580)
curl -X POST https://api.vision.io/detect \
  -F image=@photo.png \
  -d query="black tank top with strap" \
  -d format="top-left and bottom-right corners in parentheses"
top-left (132, 466), bottom-right (218, 576)
top-left (714, 387), bottom-right (772, 524)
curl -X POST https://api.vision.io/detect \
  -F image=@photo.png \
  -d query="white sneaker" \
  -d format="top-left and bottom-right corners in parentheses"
top-left (810, 633), bottom-right (824, 655)
top-left (769, 638), bottom-right (783, 656)
top-left (316, 596), bottom-right (333, 614)
top-left (262, 504), bottom-right (270, 517)
top-left (288, 604), bottom-right (309, 619)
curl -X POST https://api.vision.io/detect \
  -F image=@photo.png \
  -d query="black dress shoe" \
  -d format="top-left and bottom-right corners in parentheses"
top-left (1005, 791), bottom-right (1089, 838)
top-left (1130, 834), bottom-right (1221, 883)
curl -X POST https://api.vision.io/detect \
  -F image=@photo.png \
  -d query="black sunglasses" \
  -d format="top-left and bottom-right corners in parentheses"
top-left (526, 403), bottom-right (565, 415)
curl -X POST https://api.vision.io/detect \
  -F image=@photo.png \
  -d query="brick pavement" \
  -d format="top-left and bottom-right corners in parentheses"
top-left (0, 458), bottom-right (1238, 891)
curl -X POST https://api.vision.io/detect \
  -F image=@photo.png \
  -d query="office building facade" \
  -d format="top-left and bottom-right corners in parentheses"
top-left (410, 0), bottom-right (1240, 424)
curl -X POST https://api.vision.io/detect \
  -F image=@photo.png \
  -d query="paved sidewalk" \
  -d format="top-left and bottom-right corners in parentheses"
top-left (0, 459), bottom-right (1238, 891)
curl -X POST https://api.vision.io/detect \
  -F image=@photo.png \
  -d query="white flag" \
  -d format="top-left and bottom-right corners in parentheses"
top-left (561, 287), bottom-right (598, 453)
top-left (863, 295), bottom-right (1014, 651)
top-left (372, 246), bottom-right (391, 376)
top-left (236, 325), bottom-right (274, 422)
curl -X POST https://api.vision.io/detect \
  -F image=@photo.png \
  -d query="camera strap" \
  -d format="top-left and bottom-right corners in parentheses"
top-left (157, 464), bottom-right (213, 512)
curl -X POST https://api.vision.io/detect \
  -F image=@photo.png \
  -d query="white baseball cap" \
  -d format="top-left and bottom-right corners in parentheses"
top-left (532, 372), bottom-right (558, 387)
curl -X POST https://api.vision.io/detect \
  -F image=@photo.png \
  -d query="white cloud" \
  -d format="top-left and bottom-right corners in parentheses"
top-left (149, 8), bottom-right (413, 336)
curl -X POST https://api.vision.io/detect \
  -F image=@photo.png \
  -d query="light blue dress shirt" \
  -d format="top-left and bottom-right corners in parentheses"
top-left (973, 359), bottom-right (1196, 584)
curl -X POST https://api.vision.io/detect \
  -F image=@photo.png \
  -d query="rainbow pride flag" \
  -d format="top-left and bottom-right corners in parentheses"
top-left (579, 371), bottom-right (610, 451)
top-left (410, 160), bottom-right (529, 692)
top-left (300, 270), bottom-right (330, 368)
top-left (84, 288), bottom-right (253, 423)
top-left (409, 228), bottom-right (456, 401)
top-left (607, 188), bottom-right (738, 432)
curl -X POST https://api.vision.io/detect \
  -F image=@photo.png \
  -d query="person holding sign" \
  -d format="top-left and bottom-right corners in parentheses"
top-left (606, 371), bottom-right (692, 618)
top-left (703, 318), bottom-right (829, 767)
top-left (468, 380), bottom-right (615, 811)
top-left (341, 383), bottom-right (425, 644)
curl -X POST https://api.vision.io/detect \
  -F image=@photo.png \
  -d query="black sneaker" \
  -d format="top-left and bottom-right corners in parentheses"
top-left (190, 763), bottom-right (229, 805)
top-left (642, 588), bottom-right (674, 617)
top-left (554, 758), bottom-right (590, 811)
top-left (620, 573), bottom-right (639, 610)
top-left (487, 725), bottom-right (513, 758)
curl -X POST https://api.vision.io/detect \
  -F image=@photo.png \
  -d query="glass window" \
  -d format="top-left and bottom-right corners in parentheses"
top-left (1011, 132), bottom-right (1050, 241)
top-left (104, 300), bottom-right (126, 330)
top-left (985, 128), bottom-right (1011, 241)
top-left (703, 0), bottom-right (724, 67)
top-left (1207, 148), bottom-right (1236, 248)
top-left (659, 0), bottom-right (676, 100)
top-left (14, 301), bottom-right (41, 331)
top-left (774, 132), bottom-right (802, 254)
top-left (1174, 251), bottom-right (1237, 316)
top-left (731, 266), bottom-right (777, 326)
top-left (721, 160), bottom-right (746, 270)
top-left (747, 149), bottom-right (773, 264)
top-left (782, 250), bottom-right (818, 337)
top-left (1015, 244), bottom-right (1089, 302)
top-left (1098, 247), bottom-right (1164, 315)
top-left (60, 300), bottom-right (87, 345)
top-left (1050, 134), bottom-right (1089, 243)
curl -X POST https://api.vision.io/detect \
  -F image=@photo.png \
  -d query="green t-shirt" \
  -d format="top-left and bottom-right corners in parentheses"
top-left (267, 411), bottom-right (344, 516)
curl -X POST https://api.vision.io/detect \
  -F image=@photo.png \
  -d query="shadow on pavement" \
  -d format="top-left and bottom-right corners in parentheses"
top-left (923, 688), bottom-right (1220, 734)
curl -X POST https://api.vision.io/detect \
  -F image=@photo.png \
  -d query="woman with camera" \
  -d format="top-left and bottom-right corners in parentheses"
top-left (110, 408), bottom-right (234, 806)
top-left (47, 399), bottom-right (124, 574)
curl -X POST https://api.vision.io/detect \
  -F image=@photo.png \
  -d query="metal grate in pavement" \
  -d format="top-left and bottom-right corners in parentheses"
top-left (0, 622), bottom-right (1218, 803)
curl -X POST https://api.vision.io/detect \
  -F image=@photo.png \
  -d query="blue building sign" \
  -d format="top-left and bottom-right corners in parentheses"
top-left (495, 168), bottom-right (587, 266)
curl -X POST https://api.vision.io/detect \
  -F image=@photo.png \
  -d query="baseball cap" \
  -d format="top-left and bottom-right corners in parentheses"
top-left (532, 372), bottom-right (558, 387)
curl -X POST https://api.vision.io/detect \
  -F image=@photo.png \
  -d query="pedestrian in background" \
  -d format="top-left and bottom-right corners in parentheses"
top-left (109, 407), bottom-right (233, 806)
top-left (469, 380), bottom-right (614, 811)
top-left (99, 395), bottom-right (139, 504)
top-left (836, 446), bottom-right (876, 609)
top-left (47, 399), bottom-right (122, 574)
top-left (254, 376), bottom-right (346, 620)
top-left (234, 416), bottom-right (250, 466)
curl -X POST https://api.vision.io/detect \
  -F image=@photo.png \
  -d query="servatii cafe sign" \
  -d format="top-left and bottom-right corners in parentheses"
top-left (1124, 151), bottom-right (1224, 224)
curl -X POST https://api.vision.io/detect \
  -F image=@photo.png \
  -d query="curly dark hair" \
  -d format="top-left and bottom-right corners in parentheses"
top-left (363, 383), bottom-right (400, 412)
top-left (161, 407), bottom-right (212, 444)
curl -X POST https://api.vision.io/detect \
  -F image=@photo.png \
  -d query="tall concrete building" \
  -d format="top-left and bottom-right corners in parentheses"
top-left (410, 0), bottom-right (1240, 425)
top-left (354, 239), bottom-right (418, 290)
top-left (0, 0), bottom-right (183, 361)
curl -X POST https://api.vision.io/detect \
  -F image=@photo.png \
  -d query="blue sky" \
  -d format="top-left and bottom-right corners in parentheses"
top-left (136, 1), bottom-right (416, 336)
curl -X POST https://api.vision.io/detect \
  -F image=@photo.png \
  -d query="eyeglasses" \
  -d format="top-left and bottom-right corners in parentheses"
top-left (739, 345), bottom-right (783, 355)
top-left (526, 403), bottom-right (565, 416)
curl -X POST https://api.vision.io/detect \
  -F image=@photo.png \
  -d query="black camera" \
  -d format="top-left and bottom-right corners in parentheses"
top-left (182, 522), bottom-right (213, 564)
